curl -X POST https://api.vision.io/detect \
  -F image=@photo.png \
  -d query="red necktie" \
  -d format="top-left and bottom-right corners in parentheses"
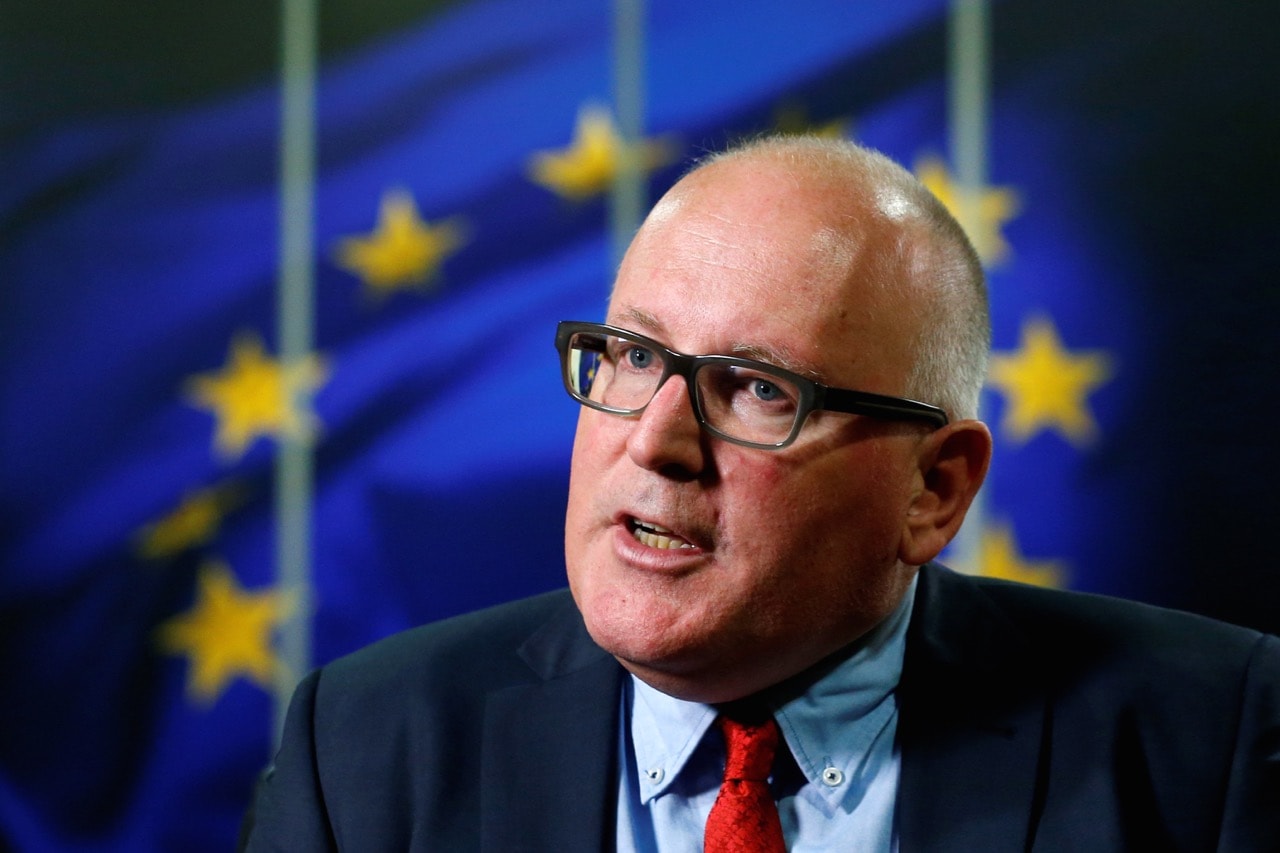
top-left (704, 712), bottom-right (787, 853)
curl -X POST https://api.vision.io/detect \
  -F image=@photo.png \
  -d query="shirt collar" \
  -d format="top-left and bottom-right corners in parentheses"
top-left (627, 574), bottom-right (917, 807)
top-left (629, 676), bottom-right (718, 802)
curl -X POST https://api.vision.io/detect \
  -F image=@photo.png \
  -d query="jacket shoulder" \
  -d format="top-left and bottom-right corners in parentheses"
top-left (919, 562), bottom-right (1268, 666)
top-left (246, 590), bottom-right (618, 850)
top-left (318, 588), bottom-right (585, 703)
top-left (905, 564), bottom-right (1280, 848)
top-left (908, 562), bottom-right (1275, 727)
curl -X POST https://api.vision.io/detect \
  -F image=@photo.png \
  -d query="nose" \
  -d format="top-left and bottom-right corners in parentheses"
top-left (625, 374), bottom-right (708, 477)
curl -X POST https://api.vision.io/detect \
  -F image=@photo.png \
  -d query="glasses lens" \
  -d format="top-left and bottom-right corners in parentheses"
top-left (695, 362), bottom-right (803, 446)
top-left (566, 330), bottom-right (664, 412)
top-left (560, 325), bottom-right (809, 447)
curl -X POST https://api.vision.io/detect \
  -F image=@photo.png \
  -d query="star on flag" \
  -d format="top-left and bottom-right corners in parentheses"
top-left (973, 523), bottom-right (1067, 589)
top-left (527, 104), bottom-right (677, 201)
top-left (334, 188), bottom-right (467, 296)
top-left (772, 102), bottom-right (851, 140)
top-left (136, 482), bottom-right (246, 560)
top-left (185, 332), bottom-right (327, 460)
top-left (987, 315), bottom-right (1113, 446)
top-left (155, 561), bottom-right (296, 704)
top-left (915, 154), bottom-right (1020, 265)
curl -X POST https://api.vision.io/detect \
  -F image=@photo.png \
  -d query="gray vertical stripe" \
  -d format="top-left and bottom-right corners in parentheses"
top-left (947, 0), bottom-right (991, 572)
top-left (949, 0), bottom-right (990, 202)
top-left (611, 0), bottom-right (647, 269)
top-left (274, 0), bottom-right (318, 742)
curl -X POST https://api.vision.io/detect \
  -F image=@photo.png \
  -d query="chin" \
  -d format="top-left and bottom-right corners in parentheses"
top-left (579, 594), bottom-right (680, 662)
top-left (576, 589), bottom-right (702, 670)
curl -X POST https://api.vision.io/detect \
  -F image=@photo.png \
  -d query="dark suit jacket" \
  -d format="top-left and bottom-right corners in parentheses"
top-left (242, 563), bottom-right (1280, 851)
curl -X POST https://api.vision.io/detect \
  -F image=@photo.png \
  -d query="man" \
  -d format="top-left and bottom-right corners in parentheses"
top-left (242, 136), bottom-right (1279, 851)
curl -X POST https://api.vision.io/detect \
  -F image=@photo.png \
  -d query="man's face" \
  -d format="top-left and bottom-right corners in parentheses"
top-left (564, 158), bottom-right (929, 702)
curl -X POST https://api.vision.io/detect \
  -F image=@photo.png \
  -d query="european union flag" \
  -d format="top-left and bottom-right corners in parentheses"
top-left (2, 0), bottom-right (1275, 849)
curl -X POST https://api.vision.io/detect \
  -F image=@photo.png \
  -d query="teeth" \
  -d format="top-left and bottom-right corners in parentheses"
top-left (632, 520), bottom-right (696, 550)
top-left (636, 530), bottom-right (694, 550)
top-left (637, 520), bottom-right (673, 533)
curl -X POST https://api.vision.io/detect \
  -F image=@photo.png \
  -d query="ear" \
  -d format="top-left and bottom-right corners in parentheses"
top-left (899, 419), bottom-right (993, 566)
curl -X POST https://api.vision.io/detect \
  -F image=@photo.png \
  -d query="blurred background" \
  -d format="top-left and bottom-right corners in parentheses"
top-left (2, 0), bottom-right (1277, 849)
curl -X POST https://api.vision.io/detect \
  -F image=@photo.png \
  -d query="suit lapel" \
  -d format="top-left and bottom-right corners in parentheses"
top-left (471, 568), bottom-right (1052, 851)
top-left (479, 597), bottom-right (624, 852)
top-left (896, 565), bottom-right (1050, 852)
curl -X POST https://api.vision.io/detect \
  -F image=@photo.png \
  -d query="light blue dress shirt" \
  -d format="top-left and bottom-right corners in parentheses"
top-left (615, 576), bottom-right (916, 852)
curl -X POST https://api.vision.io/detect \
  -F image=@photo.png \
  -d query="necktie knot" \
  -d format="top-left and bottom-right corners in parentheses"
top-left (705, 706), bottom-right (787, 853)
top-left (719, 715), bottom-right (779, 782)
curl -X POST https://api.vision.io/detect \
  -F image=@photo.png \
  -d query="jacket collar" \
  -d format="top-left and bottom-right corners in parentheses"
top-left (476, 567), bottom-right (1055, 852)
top-left (896, 563), bottom-right (1050, 852)
top-left (479, 593), bottom-right (624, 852)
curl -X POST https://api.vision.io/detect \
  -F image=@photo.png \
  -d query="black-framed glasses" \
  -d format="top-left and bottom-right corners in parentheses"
top-left (555, 321), bottom-right (948, 449)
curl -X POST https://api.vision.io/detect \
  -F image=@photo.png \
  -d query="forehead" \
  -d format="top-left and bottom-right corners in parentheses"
top-left (609, 157), bottom-right (916, 383)
top-left (611, 303), bottom-right (819, 378)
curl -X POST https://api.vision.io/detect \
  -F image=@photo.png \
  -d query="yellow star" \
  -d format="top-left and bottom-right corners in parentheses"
top-left (772, 102), bottom-right (851, 140)
top-left (136, 482), bottom-right (246, 560)
top-left (527, 104), bottom-right (678, 201)
top-left (988, 315), bottom-right (1113, 446)
top-left (186, 332), bottom-right (327, 460)
top-left (334, 189), bottom-right (466, 296)
top-left (915, 155), bottom-right (1020, 265)
top-left (155, 560), bottom-right (295, 703)
top-left (975, 523), bottom-right (1066, 588)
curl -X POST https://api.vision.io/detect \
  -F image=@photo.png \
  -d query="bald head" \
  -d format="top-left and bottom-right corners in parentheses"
top-left (645, 135), bottom-right (989, 420)
top-left (569, 135), bottom-right (994, 701)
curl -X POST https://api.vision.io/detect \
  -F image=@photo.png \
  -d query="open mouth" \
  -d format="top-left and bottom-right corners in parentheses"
top-left (627, 518), bottom-right (697, 550)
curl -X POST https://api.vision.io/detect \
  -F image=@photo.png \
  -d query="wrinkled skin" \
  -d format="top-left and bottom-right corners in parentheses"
top-left (564, 152), bottom-right (990, 703)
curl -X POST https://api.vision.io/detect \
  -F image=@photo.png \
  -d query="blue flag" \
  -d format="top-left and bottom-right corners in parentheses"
top-left (2, 0), bottom-right (1276, 848)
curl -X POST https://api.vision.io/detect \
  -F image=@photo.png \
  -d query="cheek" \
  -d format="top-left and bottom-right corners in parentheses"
top-left (565, 417), bottom-right (605, 538)
top-left (726, 447), bottom-right (907, 569)
top-left (717, 457), bottom-right (833, 565)
top-left (564, 411), bottom-right (632, 562)
top-left (567, 411), bottom-right (618, 488)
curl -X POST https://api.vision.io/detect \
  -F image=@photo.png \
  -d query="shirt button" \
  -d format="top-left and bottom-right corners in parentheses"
top-left (821, 767), bottom-right (844, 787)
top-left (646, 767), bottom-right (665, 784)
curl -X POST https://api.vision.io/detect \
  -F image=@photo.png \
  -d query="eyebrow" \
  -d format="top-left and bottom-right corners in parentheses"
top-left (730, 343), bottom-right (823, 380)
top-left (611, 305), bottom-right (824, 381)
top-left (613, 305), bottom-right (665, 336)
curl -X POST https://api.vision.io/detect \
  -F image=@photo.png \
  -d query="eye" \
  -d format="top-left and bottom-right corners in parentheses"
top-left (718, 366), bottom-right (798, 412)
top-left (625, 345), bottom-right (656, 370)
top-left (751, 379), bottom-right (782, 401)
